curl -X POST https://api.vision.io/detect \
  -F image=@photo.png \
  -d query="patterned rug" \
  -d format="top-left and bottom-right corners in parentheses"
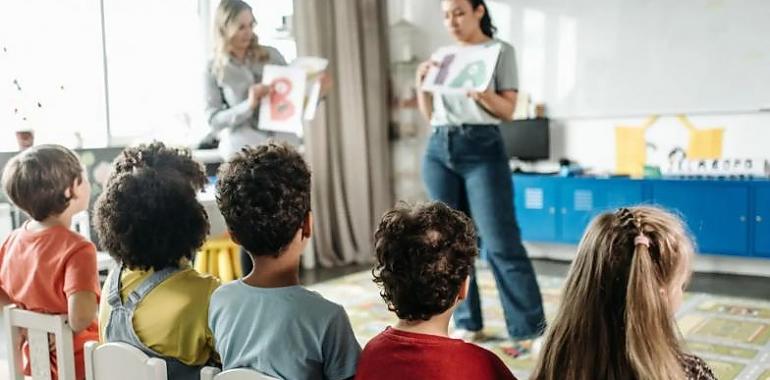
top-left (308, 266), bottom-right (770, 380)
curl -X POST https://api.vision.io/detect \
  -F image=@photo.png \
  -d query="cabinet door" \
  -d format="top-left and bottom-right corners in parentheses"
top-left (559, 182), bottom-right (599, 243)
top-left (513, 176), bottom-right (558, 241)
top-left (754, 185), bottom-right (770, 257)
top-left (652, 182), bottom-right (749, 256)
top-left (560, 180), bottom-right (644, 243)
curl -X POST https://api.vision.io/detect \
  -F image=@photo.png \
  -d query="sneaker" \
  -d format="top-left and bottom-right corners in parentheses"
top-left (450, 328), bottom-right (486, 342)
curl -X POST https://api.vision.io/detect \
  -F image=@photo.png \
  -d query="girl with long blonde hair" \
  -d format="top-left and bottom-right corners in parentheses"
top-left (531, 206), bottom-right (716, 380)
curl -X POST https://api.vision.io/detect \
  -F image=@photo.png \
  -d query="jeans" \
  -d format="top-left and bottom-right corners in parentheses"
top-left (422, 124), bottom-right (546, 339)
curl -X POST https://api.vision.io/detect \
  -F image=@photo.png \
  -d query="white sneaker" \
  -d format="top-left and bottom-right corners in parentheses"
top-left (530, 336), bottom-right (544, 355)
top-left (450, 328), bottom-right (486, 342)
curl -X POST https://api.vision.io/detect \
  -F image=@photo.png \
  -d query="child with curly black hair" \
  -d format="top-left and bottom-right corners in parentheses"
top-left (94, 143), bottom-right (219, 380)
top-left (356, 202), bottom-right (517, 380)
top-left (210, 142), bottom-right (360, 380)
top-left (109, 141), bottom-right (208, 190)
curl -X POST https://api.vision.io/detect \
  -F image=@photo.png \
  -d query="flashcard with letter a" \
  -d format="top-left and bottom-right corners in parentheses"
top-left (421, 43), bottom-right (501, 94)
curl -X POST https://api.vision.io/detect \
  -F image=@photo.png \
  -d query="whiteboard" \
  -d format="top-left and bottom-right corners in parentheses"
top-left (487, 0), bottom-right (770, 118)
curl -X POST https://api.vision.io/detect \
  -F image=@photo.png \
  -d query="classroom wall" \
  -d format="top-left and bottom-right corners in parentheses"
top-left (388, 0), bottom-right (770, 173)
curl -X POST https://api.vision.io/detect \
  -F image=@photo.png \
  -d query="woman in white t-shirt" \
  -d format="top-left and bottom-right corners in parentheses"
top-left (415, 0), bottom-right (545, 356)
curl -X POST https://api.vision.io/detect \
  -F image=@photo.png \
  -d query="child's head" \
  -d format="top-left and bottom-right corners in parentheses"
top-left (1, 144), bottom-right (89, 221)
top-left (216, 142), bottom-right (311, 257)
top-left (111, 141), bottom-right (207, 191)
top-left (372, 202), bottom-right (477, 321)
top-left (533, 206), bottom-right (694, 380)
top-left (93, 169), bottom-right (209, 271)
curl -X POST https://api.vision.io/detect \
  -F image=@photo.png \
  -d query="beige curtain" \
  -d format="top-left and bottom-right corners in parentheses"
top-left (295, 0), bottom-right (392, 267)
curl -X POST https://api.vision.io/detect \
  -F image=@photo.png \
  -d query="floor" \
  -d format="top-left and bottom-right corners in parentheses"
top-left (303, 258), bottom-right (770, 301)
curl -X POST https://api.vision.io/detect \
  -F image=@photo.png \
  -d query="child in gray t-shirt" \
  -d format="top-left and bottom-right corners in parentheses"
top-left (210, 142), bottom-right (361, 380)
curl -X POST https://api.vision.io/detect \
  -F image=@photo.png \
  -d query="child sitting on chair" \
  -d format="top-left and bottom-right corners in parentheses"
top-left (210, 142), bottom-right (361, 379)
top-left (355, 202), bottom-right (517, 380)
top-left (531, 206), bottom-right (716, 380)
top-left (94, 143), bottom-right (219, 379)
top-left (0, 144), bottom-right (99, 380)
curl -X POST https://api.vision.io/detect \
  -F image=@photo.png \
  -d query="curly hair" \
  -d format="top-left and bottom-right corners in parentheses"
top-left (111, 141), bottom-right (207, 191)
top-left (372, 202), bottom-right (478, 321)
top-left (93, 168), bottom-right (209, 271)
top-left (216, 142), bottom-right (311, 257)
top-left (1, 144), bottom-right (83, 221)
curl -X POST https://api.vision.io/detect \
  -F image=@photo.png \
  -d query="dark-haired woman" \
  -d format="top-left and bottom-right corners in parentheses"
top-left (415, 0), bottom-right (545, 355)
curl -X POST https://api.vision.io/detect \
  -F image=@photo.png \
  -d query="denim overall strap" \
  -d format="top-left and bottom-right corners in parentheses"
top-left (104, 264), bottom-right (204, 380)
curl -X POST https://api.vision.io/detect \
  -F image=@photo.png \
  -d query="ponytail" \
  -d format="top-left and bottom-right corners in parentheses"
top-left (625, 240), bottom-right (684, 380)
top-left (469, 0), bottom-right (497, 38)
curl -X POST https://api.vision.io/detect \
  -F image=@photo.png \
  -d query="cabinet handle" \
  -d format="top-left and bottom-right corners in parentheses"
top-left (548, 207), bottom-right (555, 215)
top-left (561, 208), bottom-right (567, 215)
top-left (757, 216), bottom-right (763, 223)
top-left (739, 216), bottom-right (746, 222)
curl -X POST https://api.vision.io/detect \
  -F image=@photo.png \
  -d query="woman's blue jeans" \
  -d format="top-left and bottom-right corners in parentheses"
top-left (422, 124), bottom-right (546, 339)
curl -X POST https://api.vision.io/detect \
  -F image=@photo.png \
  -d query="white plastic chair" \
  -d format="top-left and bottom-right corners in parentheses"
top-left (2, 304), bottom-right (76, 380)
top-left (200, 366), bottom-right (280, 380)
top-left (84, 341), bottom-right (167, 380)
top-left (71, 210), bottom-right (91, 241)
top-left (0, 203), bottom-right (13, 240)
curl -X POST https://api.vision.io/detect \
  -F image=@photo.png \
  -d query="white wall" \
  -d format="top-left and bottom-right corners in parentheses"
top-left (388, 0), bottom-right (770, 173)
top-left (388, 1), bottom-right (770, 274)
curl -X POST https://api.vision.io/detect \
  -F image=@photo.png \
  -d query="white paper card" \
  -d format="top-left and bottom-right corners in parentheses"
top-left (421, 43), bottom-right (501, 94)
top-left (290, 56), bottom-right (329, 120)
top-left (258, 65), bottom-right (307, 135)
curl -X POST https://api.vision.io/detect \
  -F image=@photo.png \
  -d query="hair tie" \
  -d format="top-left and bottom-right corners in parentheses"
top-left (634, 234), bottom-right (650, 248)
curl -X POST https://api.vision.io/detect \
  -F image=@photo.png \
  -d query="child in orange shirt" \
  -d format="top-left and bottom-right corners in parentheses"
top-left (0, 144), bottom-right (100, 380)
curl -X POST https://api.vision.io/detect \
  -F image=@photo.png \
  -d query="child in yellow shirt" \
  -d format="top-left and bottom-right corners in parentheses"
top-left (94, 143), bottom-right (219, 379)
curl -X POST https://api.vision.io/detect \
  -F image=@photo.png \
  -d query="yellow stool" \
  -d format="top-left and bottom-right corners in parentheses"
top-left (194, 237), bottom-right (242, 282)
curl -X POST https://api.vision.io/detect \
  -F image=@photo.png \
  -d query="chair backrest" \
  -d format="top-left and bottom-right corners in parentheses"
top-left (0, 202), bottom-right (13, 240)
top-left (84, 341), bottom-right (167, 380)
top-left (71, 210), bottom-right (91, 241)
top-left (2, 304), bottom-right (76, 380)
top-left (200, 366), bottom-right (280, 380)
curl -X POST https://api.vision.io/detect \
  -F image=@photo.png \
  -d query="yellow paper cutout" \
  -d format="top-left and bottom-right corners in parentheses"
top-left (676, 115), bottom-right (724, 159)
top-left (616, 115), bottom-right (658, 177)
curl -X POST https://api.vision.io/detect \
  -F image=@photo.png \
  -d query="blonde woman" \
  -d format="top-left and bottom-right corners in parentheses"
top-left (531, 206), bottom-right (716, 380)
top-left (205, 0), bottom-right (332, 278)
top-left (204, 0), bottom-right (329, 159)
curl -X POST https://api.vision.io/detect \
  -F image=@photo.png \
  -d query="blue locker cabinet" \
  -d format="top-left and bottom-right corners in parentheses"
top-left (755, 184), bottom-right (770, 257)
top-left (650, 181), bottom-right (749, 256)
top-left (559, 179), bottom-right (645, 243)
top-left (512, 175), bottom-right (768, 258)
top-left (512, 176), bottom-right (558, 241)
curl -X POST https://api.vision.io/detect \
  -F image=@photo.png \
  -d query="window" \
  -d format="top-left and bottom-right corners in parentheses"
top-left (0, 0), bottom-right (298, 152)
top-left (0, 0), bottom-right (107, 151)
top-left (103, 0), bottom-right (208, 146)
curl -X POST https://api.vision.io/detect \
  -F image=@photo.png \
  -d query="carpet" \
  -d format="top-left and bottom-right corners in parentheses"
top-left (308, 266), bottom-right (770, 380)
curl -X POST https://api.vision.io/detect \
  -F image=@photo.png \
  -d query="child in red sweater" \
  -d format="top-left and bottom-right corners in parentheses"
top-left (356, 202), bottom-right (516, 380)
